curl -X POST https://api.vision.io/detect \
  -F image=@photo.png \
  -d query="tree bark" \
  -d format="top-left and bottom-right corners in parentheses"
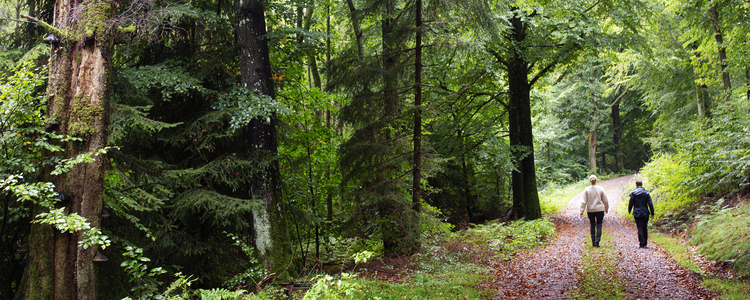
top-left (346, 0), bottom-right (364, 57)
top-left (588, 122), bottom-right (597, 172)
top-left (507, 11), bottom-right (541, 220)
top-left (611, 98), bottom-right (623, 172)
top-left (16, 0), bottom-right (115, 298)
top-left (235, 0), bottom-right (295, 277)
top-left (709, 5), bottom-right (731, 91)
top-left (691, 43), bottom-right (708, 117)
top-left (412, 0), bottom-right (422, 211)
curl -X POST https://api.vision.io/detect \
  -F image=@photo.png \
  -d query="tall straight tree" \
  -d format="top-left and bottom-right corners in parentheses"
top-left (331, 0), bottom-right (421, 256)
top-left (469, 0), bottom-right (633, 219)
top-left (16, 0), bottom-right (115, 297)
top-left (235, 0), bottom-right (294, 276)
top-left (412, 0), bottom-right (423, 210)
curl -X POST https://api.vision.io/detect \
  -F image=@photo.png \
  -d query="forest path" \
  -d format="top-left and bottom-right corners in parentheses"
top-left (489, 175), bottom-right (717, 299)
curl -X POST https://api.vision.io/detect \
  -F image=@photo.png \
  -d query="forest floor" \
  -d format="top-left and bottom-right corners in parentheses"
top-left (486, 175), bottom-right (718, 299)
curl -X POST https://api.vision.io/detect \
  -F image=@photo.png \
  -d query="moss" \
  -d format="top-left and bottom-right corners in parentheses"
top-left (68, 96), bottom-right (103, 137)
top-left (119, 25), bottom-right (136, 33)
top-left (77, 0), bottom-right (115, 44)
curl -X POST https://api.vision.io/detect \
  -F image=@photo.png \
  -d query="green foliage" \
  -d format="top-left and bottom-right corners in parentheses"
top-left (349, 272), bottom-right (493, 300)
top-left (303, 273), bottom-right (360, 300)
top-left (121, 246), bottom-right (168, 298)
top-left (702, 278), bottom-right (750, 300)
top-left (640, 153), bottom-right (698, 218)
top-left (455, 218), bottom-right (556, 259)
top-left (539, 179), bottom-right (591, 214)
top-left (118, 61), bottom-right (208, 102)
top-left (212, 86), bottom-right (289, 132)
top-left (690, 202), bottom-right (750, 277)
top-left (222, 232), bottom-right (267, 289)
top-left (420, 202), bottom-right (454, 240)
top-left (648, 232), bottom-right (705, 276)
top-left (34, 207), bottom-right (112, 249)
top-left (642, 101), bottom-right (750, 221)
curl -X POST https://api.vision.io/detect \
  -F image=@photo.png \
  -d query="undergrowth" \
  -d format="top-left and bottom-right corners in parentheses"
top-left (301, 216), bottom-right (557, 299)
top-left (540, 179), bottom-right (591, 214)
top-left (648, 232), bottom-right (705, 276)
top-left (702, 278), bottom-right (750, 300)
top-left (569, 233), bottom-right (626, 299)
top-left (453, 218), bottom-right (556, 259)
top-left (690, 201), bottom-right (750, 277)
top-left (540, 173), bottom-right (628, 215)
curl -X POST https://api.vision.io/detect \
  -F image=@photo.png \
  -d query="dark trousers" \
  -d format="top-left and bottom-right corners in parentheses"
top-left (587, 211), bottom-right (604, 246)
top-left (635, 216), bottom-right (649, 247)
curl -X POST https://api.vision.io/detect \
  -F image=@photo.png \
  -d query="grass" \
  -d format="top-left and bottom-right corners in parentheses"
top-left (350, 270), bottom-right (493, 299)
top-left (540, 179), bottom-right (590, 214)
top-left (569, 232), bottom-right (627, 300)
top-left (650, 232), bottom-right (750, 300)
top-left (702, 278), bottom-right (750, 300)
top-left (690, 201), bottom-right (750, 276)
top-left (541, 173), bottom-right (630, 214)
top-left (649, 232), bottom-right (705, 276)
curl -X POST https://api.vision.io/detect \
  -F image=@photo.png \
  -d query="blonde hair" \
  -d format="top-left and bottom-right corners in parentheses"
top-left (589, 174), bottom-right (598, 184)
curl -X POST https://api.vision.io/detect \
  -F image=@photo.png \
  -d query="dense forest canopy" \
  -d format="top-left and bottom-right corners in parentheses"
top-left (1, 0), bottom-right (749, 297)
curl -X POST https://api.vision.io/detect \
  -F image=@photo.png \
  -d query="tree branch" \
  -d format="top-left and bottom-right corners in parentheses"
top-left (486, 47), bottom-right (509, 69)
top-left (608, 84), bottom-right (633, 109)
top-left (0, 17), bottom-right (35, 24)
top-left (20, 14), bottom-right (70, 42)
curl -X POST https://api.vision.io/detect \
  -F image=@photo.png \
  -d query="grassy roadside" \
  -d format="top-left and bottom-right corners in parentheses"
top-left (649, 232), bottom-right (750, 300)
top-left (568, 232), bottom-right (627, 300)
top-left (348, 269), bottom-right (494, 299)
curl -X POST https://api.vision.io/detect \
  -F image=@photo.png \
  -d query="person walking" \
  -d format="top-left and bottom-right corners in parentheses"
top-left (580, 175), bottom-right (609, 248)
top-left (628, 180), bottom-right (655, 248)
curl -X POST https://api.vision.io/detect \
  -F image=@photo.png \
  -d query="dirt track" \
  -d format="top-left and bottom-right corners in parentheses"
top-left (490, 175), bottom-right (717, 299)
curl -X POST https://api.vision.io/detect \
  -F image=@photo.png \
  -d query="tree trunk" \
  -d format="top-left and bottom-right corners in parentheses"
top-left (508, 12), bottom-right (541, 220)
top-left (412, 0), bottom-right (422, 211)
top-left (235, 0), bottom-right (295, 277)
top-left (16, 1), bottom-right (115, 298)
top-left (611, 98), bottom-right (623, 172)
top-left (709, 5), bottom-right (731, 91)
top-left (379, 0), bottom-right (419, 256)
top-left (588, 123), bottom-right (597, 172)
top-left (346, 0), bottom-right (364, 57)
top-left (691, 44), bottom-right (709, 117)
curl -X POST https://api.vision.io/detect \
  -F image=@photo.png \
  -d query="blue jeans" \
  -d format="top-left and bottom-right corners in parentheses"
top-left (587, 211), bottom-right (604, 246)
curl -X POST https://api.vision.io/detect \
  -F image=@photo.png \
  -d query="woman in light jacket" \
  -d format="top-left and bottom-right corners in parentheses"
top-left (580, 175), bottom-right (609, 248)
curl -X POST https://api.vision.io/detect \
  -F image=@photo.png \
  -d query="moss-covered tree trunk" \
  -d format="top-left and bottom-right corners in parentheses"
top-left (235, 0), bottom-right (295, 277)
top-left (15, 0), bottom-right (114, 299)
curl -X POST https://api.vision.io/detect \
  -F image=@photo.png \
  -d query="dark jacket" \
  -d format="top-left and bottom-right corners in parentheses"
top-left (628, 187), bottom-right (654, 218)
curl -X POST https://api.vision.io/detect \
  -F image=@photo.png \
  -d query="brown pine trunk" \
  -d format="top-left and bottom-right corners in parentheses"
top-left (235, 0), bottom-right (294, 277)
top-left (16, 1), bottom-right (114, 298)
